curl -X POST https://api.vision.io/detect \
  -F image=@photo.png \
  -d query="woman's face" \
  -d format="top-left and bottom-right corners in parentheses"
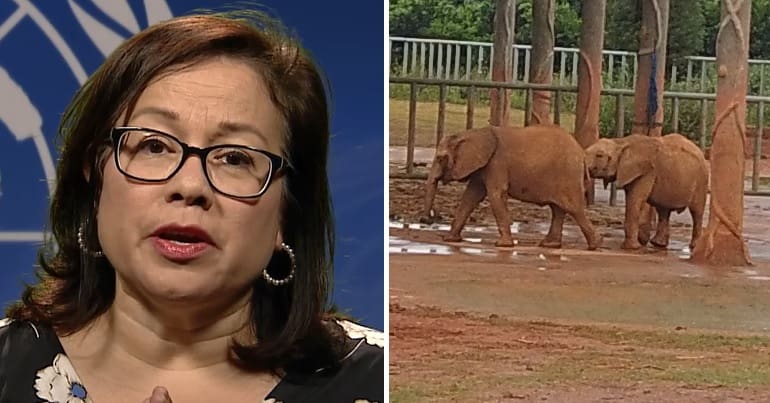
top-left (96, 57), bottom-right (286, 308)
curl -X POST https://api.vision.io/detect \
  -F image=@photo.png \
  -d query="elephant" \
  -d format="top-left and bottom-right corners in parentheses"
top-left (584, 133), bottom-right (709, 250)
top-left (421, 124), bottom-right (601, 250)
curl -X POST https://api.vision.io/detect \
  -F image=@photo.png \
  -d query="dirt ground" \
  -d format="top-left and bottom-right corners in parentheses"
top-left (389, 178), bottom-right (770, 402)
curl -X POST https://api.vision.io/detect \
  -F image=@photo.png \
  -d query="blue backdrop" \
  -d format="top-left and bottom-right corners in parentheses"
top-left (0, 1), bottom-right (384, 330)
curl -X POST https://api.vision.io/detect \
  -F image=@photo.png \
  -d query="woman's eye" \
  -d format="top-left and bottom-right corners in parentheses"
top-left (224, 152), bottom-right (252, 166)
top-left (145, 140), bottom-right (165, 153)
top-left (139, 139), bottom-right (168, 154)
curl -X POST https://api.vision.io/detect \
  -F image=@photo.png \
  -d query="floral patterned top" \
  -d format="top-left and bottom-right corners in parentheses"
top-left (0, 318), bottom-right (384, 402)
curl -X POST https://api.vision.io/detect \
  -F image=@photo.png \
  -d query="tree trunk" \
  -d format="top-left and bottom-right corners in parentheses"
top-left (528, 0), bottom-right (555, 125)
top-left (490, 0), bottom-right (516, 126)
top-left (632, 0), bottom-right (670, 136)
top-left (574, 0), bottom-right (606, 204)
top-left (691, 0), bottom-right (752, 266)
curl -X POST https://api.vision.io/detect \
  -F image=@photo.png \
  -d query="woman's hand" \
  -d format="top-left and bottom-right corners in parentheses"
top-left (142, 386), bottom-right (173, 403)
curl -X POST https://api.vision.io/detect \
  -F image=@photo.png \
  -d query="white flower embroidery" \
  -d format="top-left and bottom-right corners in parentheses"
top-left (354, 400), bottom-right (378, 403)
top-left (336, 320), bottom-right (384, 348)
top-left (263, 399), bottom-right (283, 403)
top-left (34, 353), bottom-right (92, 403)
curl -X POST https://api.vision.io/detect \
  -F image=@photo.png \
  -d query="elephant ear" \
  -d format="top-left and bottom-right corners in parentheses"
top-left (616, 140), bottom-right (658, 188)
top-left (448, 128), bottom-right (498, 180)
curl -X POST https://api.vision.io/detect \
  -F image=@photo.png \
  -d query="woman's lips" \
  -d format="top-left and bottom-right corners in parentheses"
top-left (149, 224), bottom-right (216, 262)
top-left (151, 237), bottom-right (211, 262)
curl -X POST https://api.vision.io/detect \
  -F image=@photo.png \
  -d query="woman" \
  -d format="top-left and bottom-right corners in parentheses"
top-left (0, 10), bottom-right (383, 403)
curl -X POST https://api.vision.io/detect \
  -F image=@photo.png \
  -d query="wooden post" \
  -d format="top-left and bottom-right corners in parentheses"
top-left (528, 0), bottom-right (555, 125)
top-left (489, 0), bottom-right (516, 126)
top-left (691, 0), bottom-right (752, 266)
top-left (574, 0), bottom-right (606, 204)
top-left (632, 0), bottom-right (670, 136)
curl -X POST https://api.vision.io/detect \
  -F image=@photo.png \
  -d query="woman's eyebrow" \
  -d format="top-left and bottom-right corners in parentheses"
top-left (132, 106), bottom-right (179, 121)
top-left (214, 121), bottom-right (269, 145)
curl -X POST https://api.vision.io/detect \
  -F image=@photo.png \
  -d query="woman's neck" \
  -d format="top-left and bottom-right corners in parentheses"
top-left (63, 282), bottom-right (254, 371)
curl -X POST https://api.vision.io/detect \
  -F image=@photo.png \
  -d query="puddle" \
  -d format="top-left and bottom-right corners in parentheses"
top-left (388, 238), bottom-right (452, 255)
top-left (389, 236), bottom-right (570, 270)
top-left (460, 247), bottom-right (498, 257)
top-left (389, 236), bottom-right (497, 257)
top-left (748, 276), bottom-right (770, 281)
top-left (389, 220), bottom-right (521, 234)
top-left (389, 219), bottom-right (770, 265)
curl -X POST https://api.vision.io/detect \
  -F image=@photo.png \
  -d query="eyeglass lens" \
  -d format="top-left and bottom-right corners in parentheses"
top-left (116, 129), bottom-right (273, 197)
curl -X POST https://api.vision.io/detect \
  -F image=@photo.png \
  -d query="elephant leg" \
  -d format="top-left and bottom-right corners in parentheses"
top-left (622, 177), bottom-right (654, 250)
top-left (445, 176), bottom-right (486, 242)
top-left (650, 207), bottom-right (672, 248)
top-left (540, 204), bottom-right (565, 248)
top-left (688, 198), bottom-right (706, 251)
top-left (487, 188), bottom-right (514, 247)
top-left (638, 203), bottom-right (654, 245)
top-left (564, 204), bottom-right (602, 251)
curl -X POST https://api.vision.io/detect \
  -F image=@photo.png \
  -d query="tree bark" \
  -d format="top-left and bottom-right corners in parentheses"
top-left (632, 0), bottom-right (670, 136)
top-left (528, 0), bottom-right (555, 125)
top-left (490, 0), bottom-right (516, 126)
top-left (691, 0), bottom-right (752, 266)
top-left (574, 0), bottom-right (606, 204)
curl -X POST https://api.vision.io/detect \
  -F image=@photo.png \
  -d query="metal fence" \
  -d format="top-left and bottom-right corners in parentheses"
top-left (389, 36), bottom-right (770, 96)
top-left (389, 77), bottom-right (770, 197)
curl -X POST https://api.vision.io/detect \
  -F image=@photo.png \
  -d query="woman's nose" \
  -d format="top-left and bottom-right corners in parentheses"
top-left (164, 156), bottom-right (214, 209)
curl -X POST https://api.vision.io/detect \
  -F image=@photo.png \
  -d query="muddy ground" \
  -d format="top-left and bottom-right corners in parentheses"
top-left (389, 177), bottom-right (770, 402)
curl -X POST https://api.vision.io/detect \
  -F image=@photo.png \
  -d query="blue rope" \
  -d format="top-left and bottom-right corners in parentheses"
top-left (647, 51), bottom-right (658, 134)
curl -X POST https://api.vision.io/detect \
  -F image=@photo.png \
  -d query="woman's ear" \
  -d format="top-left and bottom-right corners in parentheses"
top-left (274, 231), bottom-right (284, 250)
top-left (83, 163), bottom-right (92, 182)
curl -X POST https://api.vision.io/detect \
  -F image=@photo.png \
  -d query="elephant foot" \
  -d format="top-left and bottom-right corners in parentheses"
top-left (538, 238), bottom-right (562, 249)
top-left (495, 238), bottom-right (516, 247)
top-left (418, 215), bottom-right (434, 225)
top-left (638, 228), bottom-right (652, 246)
top-left (443, 234), bottom-right (463, 243)
top-left (587, 234), bottom-right (603, 251)
top-left (621, 239), bottom-right (643, 250)
top-left (650, 237), bottom-right (669, 249)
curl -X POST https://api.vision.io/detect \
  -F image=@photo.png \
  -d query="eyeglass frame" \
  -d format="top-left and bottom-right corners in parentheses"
top-left (109, 126), bottom-right (287, 199)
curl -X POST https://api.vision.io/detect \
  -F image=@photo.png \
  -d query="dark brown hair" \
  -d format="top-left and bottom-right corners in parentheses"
top-left (6, 10), bottom-right (343, 373)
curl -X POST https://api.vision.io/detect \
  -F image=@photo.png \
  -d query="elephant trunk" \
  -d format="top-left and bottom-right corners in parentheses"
top-left (421, 160), bottom-right (443, 223)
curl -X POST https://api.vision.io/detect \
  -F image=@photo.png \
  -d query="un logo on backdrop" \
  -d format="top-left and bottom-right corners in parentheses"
top-left (0, 0), bottom-right (173, 242)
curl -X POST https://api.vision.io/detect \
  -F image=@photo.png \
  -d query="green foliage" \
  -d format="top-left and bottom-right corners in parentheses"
top-left (554, 1), bottom-right (581, 47)
top-left (750, 0), bottom-right (770, 59)
top-left (389, 0), bottom-right (494, 40)
top-left (701, 0), bottom-right (719, 57)
top-left (389, 0), bottom-right (436, 38)
top-left (517, 0), bottom-right (582, 47)
top-left (668, 0), bottom-right (706, 69)
top-left (604, 0), bottom-right (640, 51)
top-left (389, 0), bottom-right (770, 59)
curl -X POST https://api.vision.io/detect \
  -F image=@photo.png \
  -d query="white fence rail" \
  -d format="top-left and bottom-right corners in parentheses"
top-left (389, 36), bottom-right (770, 96)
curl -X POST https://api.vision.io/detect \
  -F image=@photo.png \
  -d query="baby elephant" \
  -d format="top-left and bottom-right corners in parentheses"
top-left (585, 133), bottom-right (709, 250)
top-left (422, 124), bottom-right (601, 250)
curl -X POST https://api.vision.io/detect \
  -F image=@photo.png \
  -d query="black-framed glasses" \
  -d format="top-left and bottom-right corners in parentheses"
top-left (110, 127), bottom-right (286, 199)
